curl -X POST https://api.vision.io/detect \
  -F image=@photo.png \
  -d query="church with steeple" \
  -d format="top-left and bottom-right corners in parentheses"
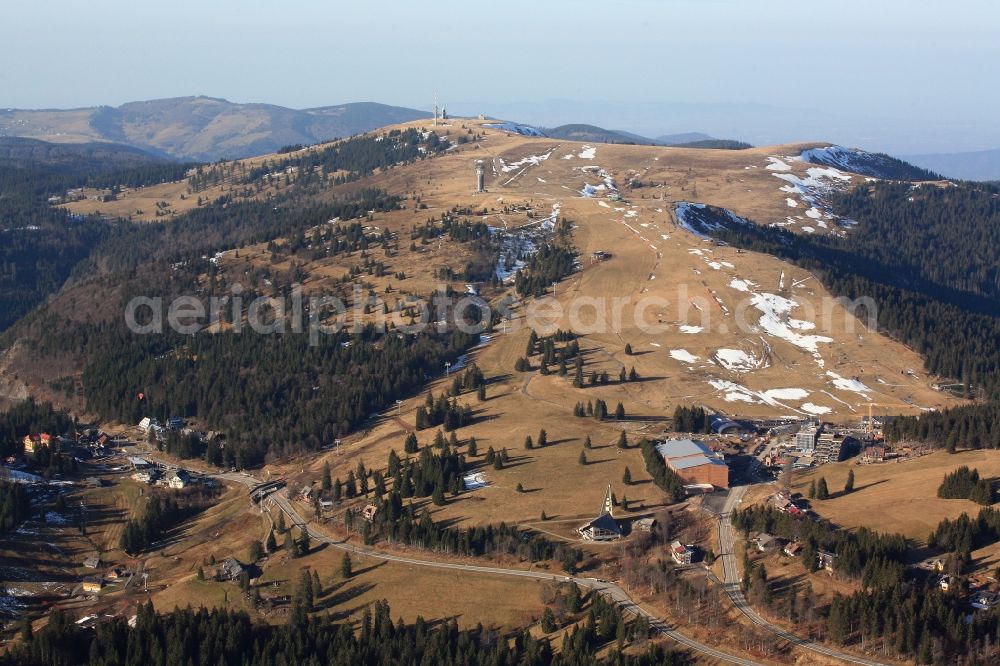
top-left (577, 484), bottom-right (623, 541)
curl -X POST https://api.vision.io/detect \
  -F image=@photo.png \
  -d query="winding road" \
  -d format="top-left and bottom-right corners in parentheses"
top-left (718, 485), bottom-right (888, 666)
top-left (219, 472), bottom-right (769, 666)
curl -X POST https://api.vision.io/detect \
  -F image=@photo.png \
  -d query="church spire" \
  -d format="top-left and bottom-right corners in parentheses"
top-left (602, 484), bottom-right (613, 517)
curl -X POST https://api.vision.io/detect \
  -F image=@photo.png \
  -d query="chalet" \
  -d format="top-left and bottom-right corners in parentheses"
top-left (82, 556), bottom-right (101, 569)
top-left (578, 485), bottom-right (622, 541)
top-left (936, 574), bottom-right (954, 592)
top-left (817, 550), bottom-right (837, 572)
top-left (753, 533), bottom-right (778, 552)
top-left (167, 469), bottom-right (190, 489)
top-left (670, 540), bottom-right (693, 565)
top-left (217, 557), bottom-right (246, 582)
top-left (361, 504), bottom-right (378, 521)
top-left (861, 445), bottom-right (886, 463)
top-left (82, 577), bottom-right (104, 594)
top-left (318, 499), bottom-right (334, 510)
top-left (22, 433), bottom-right (53, 454)
top-left (105, 566), bottom-right (126, 581)
top-left (783, 542), bottom-right (803, 557)
top-left (166, 417), bottom-right (185, 430)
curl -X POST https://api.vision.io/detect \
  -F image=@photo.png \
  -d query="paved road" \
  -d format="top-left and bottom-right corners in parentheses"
top-left (220, 472), bottom-right (770, 666)
top-left (718, 486), bottom-right (888, 666)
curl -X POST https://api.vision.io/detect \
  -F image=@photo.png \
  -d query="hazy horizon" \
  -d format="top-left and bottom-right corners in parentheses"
top-left (3, 0), bottom-right (999, 154)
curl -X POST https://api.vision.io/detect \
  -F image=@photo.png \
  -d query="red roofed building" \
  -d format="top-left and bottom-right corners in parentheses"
top-left (22, 433), bottom-right (53, 454)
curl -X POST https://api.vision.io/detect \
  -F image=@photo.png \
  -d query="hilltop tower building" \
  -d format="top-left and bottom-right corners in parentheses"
top-left (475, 160), bottom-right (485, 192)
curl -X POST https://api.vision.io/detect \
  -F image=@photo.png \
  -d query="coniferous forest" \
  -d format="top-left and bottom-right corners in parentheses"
top-left (1, 600), bottom-right (685, 666)
top-left (685, 182), bottom-right (1000, 399)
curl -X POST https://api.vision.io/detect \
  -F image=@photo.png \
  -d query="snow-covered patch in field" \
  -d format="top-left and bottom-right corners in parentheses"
top-left (499, 148), bottom-right (555, 173)
top-left (802, 226), bottom-right (816, 233)
top-left (670, 349), bottom-right (700, 363)
top-left (771, 162), bottom-right (855, 233)
top-left (679, 325), bottom-right (703, 334)
top-left (44, 511), bottom-right (67, 525)
top-left (826, 371), bottom-right (872, 395)
top-left (801, 402), bottom-right (832, 415)
top-left (749, 292), bottom-right (832, 363)
top-left (708, 380), bottom-right (799, 411)
top-left (713, 348), bottom-right (763, 372)
top-left (706, 261), bottom-right (723, 270)
top-left (484, 122), bottom-right (545, 137)
top-left (774, 167), bottom-right (851, 198)
top-left (598, 200), bottom-right (611, 208)
top-left (766, 157), bottom-right (792, 171)
top-left (729, 279), bottom-right (754, 292)
top-left (463, 472), bottom-right (489, 490)
top-left (764, 388), bottom-right (809, 401)
top-left (576, 165), bottom-right (617, 195)
top-left (577, 145), bottom-right (597, 159)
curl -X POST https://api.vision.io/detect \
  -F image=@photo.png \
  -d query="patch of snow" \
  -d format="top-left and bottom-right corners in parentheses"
top-left (499, 149), bottom-right (555, 173)
top-left (764, 388), bottom-right (809, 400)
top-left (463, 472), bottom-right (489, 490)
top-left (801, 402), bottom-right (832, 415)
top-left (670, 349), bottom-right (700, 363)
top-left (577, 145), bottom-right (597, 159)
top-left (749, 292), bottom-right (831, 363)
top-left (766, 157), bottom-right (792, 171)
top-left (729, 278), bottom-right (754, 292)
top-left (786, 198), bottom-right (799, 208)
top-left (826, 371), bottom-right (872, 395)
top-left (679, 325), bottom-right (703, 334)
top-left (714, 348), bottom-right (762, 372)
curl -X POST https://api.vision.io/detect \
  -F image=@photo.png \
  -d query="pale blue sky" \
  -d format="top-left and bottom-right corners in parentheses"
top-left (2, 0), bottom-right (998, 152)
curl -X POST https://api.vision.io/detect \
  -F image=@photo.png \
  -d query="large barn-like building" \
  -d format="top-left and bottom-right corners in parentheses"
top-left (656, 439), bottom-right (729, 489)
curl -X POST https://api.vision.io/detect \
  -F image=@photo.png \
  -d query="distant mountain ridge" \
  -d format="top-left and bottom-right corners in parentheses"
top-left (900, 147), bottom-right (1000, 182)
top-left (0, 97), bottom-right (430, 162)
top-left (543, 124), bottom-right (660, 145)
top-left (544, 125), bottom-right (751, 149)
